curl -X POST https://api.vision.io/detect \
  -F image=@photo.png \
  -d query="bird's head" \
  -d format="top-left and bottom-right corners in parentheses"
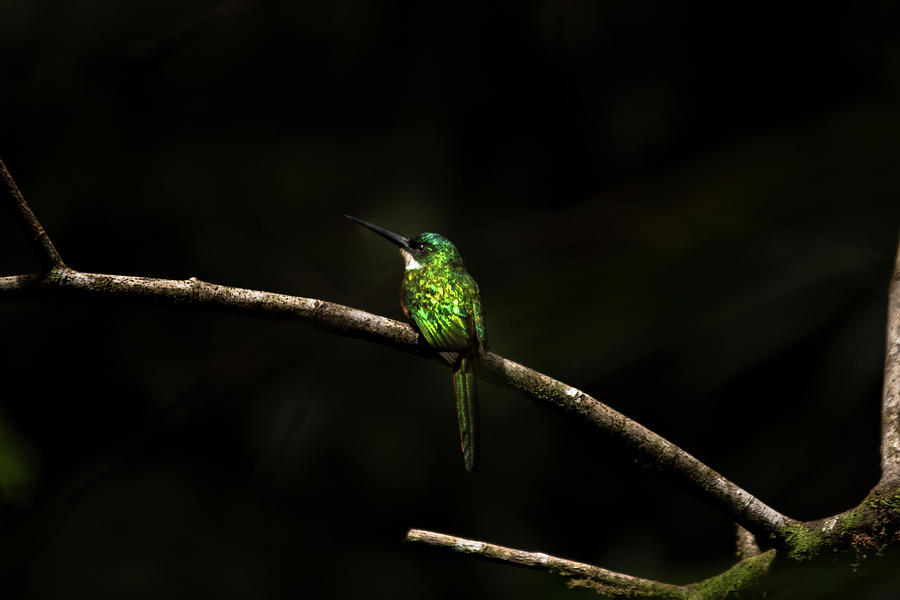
top-left (346, 215), bottom-right (464, 270)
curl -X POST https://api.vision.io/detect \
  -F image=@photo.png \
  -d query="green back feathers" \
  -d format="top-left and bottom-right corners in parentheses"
top-left (402, 256), bottom-right (485, 352)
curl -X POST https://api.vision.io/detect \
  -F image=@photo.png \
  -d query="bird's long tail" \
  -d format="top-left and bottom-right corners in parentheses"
top-left (452, 356), bottom-right (479, 472)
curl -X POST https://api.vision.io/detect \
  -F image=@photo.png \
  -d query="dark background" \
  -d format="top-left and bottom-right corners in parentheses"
top-left (2, 1), bottom-right (900, 598)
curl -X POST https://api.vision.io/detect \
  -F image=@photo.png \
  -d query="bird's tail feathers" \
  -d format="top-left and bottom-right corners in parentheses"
top-left (452, 356), bottom-right (479, 472)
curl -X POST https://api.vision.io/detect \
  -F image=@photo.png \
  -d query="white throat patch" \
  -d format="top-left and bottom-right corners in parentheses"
top-left (400, 248), bottom-right (422, 270)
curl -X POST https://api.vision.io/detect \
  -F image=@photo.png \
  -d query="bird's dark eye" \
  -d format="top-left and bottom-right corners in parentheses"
top-left (414, 242), bottom-right (425, 250)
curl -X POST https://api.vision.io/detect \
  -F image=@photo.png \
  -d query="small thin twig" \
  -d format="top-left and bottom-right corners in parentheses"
top-left (0, 158), bottom-right (64, 271)
top-left (405, 528), bottom-right (687, 599)
top-left (882, 234), bottom-right (900, 483)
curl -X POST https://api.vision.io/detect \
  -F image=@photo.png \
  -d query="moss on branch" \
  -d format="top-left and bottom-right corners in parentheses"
top-left (685, 550), bottom-right (775, 600)
top-left (778, 487), bottom-right (900, 565)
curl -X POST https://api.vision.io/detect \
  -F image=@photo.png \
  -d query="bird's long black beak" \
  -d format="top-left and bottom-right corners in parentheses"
top-left (345, 215), bottom-right (412, 250)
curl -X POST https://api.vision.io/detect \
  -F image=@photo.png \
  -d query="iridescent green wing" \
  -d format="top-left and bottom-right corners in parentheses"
top-left (404, 268), bottom-right (477, 352)
top-left (472, 283), bottom-right (487, 353)
top-left (408, 294), bottom-right (473, 351)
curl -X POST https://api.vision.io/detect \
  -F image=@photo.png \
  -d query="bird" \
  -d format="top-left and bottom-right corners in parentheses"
top-left (346, 215), bottom-right (488, 471)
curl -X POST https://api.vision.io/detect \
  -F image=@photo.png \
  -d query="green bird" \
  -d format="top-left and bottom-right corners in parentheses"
top-left (346, 215), bottom-right (488, 471)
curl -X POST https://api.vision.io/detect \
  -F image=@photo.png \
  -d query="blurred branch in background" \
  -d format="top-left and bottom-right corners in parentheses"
top-left (128, 0), bottom-right (283, 63)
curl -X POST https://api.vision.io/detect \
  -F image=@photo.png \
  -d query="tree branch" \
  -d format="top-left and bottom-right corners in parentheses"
top-left (0, 267), bottom-right (795, 538)
top-left (0, 158), bottom-right (793, 540)
top-left (478, 352), bottom-right (795, 538)
top-left (405, 528), bottom-right (777, 599)
top-left (882, 233), bottom-right (900, 484)
top-left (405, 528), bottom-right (688, 599)
top-left (0, 158), bottom-right (64, 271)
top-left (8, 161), bottom-right (900, 596)
top-left (0, 270), bottom-right (422, 352)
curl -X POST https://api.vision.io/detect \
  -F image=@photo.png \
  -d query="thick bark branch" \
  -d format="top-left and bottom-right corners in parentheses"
top-left (0, 158), bottom-right (65, 271)
top-left (0, 267), bottom-right (795, 538)
top-left (882, 234), bottom-right (900, 483)
top-left (405, 528), bottom-right (687, 599)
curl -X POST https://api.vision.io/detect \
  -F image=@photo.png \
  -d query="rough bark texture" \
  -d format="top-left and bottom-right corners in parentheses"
top-left (406, 528), bottom-right (777, 600)
top-left (882, 236), bottom-right (900, 484)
